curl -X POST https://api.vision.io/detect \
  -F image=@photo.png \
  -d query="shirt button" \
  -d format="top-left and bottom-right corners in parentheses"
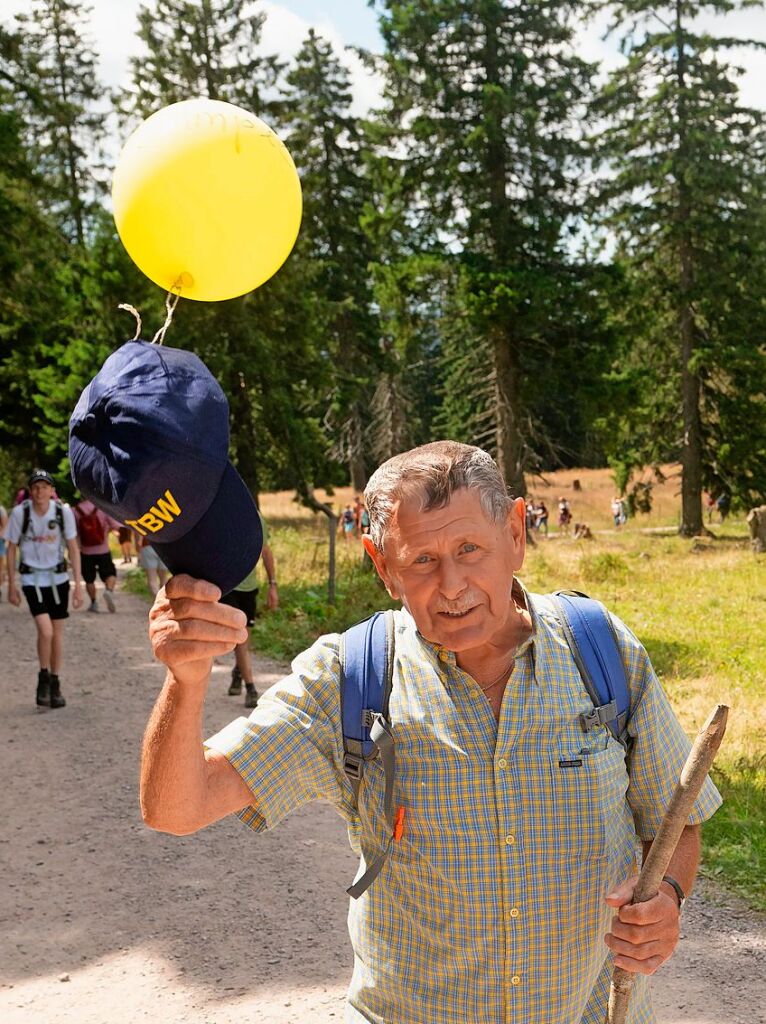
top-left (509, 907), bottom-right (520, 919)
top-left (497, 757), bottom-right (508, 769)
top-left (504, 833), bottom-right (516, 846)
top-left (511, 975), bottom-right (521, 986)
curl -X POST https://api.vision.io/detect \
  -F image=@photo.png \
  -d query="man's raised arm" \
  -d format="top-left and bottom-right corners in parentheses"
top-left (140, 575), bottom-right (255, 834)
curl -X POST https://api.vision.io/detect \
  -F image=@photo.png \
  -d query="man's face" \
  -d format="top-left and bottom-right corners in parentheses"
top-left (364, 488), bottom-right (526, 653)
top-left (30, 481), bottom-right (53, 504)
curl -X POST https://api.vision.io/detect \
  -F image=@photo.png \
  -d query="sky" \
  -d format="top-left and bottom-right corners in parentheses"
top-left (3, 0), bottom-right (766, 116)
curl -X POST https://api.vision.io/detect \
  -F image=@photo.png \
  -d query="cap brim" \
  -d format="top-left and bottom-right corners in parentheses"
top-left (151, 462), bottom-right (263, 596)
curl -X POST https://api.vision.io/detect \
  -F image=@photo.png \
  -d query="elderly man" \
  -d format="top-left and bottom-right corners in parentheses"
top-left (141, 441), bottom-right (720, 1024)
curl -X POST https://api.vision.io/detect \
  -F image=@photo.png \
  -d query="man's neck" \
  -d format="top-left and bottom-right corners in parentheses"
top-left (31, 498), bottom-right (50, 517)
top-left (454, 583), bottom-right (533, 682)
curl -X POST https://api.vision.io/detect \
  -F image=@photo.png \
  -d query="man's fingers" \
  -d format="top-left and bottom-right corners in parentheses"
top-left (610, 951), bottom-right (666, 975)
top-left (166, 597), bottom-right (247, 631)
top-left (605, 933), bottom-right (667, 961)
top-left (163, 574), bottom-right (222, 603)
top-left (155, 640), bottom-right (238, 665)
top-left (152, 617), bottom-right (248, 646)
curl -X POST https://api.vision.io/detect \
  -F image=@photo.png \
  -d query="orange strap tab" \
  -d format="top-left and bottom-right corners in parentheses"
top-left (393, 805), bottom-right (405, 842)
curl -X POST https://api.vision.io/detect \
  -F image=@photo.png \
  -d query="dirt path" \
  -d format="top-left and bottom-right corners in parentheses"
top-left (1, 571), bottom-right (764, 1023)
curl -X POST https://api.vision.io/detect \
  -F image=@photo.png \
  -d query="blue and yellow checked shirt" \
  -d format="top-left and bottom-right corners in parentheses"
top-left (206, 586), bottom-right (721, 1024)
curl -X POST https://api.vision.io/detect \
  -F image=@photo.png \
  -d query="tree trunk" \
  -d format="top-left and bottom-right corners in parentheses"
top-left (492, 325), bottom-right (526, 498)
top-left (675, 2), bottom-right (703, 537)
top-left (747, 506), bottom-right (766, 553)
top-left (297, 486), bottom-right (338, 605)
top-left (483, 11), bottom-right (526, 498)
top-left (232, 371), bottom-right (260, 496)
top-left (348, 405), bottom-right (367, 493)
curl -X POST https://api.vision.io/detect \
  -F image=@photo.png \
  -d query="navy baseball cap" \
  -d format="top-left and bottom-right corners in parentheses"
top-left (29, 468), bottom-right (55, 486)
top-left (69, 340), bottom-right (262, 595)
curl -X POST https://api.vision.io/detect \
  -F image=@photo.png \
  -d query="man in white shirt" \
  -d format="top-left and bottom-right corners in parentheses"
top-left (5, 469), bottom-right (83, 707)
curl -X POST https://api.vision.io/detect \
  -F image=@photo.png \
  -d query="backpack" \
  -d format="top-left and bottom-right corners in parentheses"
top-left (339, 591), bottom-right (630, 899)
top-left (19, 499), bottom-right (67, 574)
top-left (75, 504), bottom-right (105, 547)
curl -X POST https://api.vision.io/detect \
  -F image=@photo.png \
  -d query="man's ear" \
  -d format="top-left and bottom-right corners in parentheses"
top-left (508, 496), bottom-right (527, 570)
top-left (361, 535), bottom-right (400, 600)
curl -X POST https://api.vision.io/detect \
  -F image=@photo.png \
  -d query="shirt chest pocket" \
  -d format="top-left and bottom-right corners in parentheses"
top-left (532, 740), bottom-right (629, 862)
top-left (358, 742), bottom-right (479, 850)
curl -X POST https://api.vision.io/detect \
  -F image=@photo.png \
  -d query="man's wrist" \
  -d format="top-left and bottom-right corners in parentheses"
top-left (660, 875), bottom-right (686, 912)
top-left (268, 580), bottom-right (277, 586)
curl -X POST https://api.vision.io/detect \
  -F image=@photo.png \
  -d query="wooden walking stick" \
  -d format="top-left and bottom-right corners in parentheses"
top-left (606, 704), bottom-right (729, 1024)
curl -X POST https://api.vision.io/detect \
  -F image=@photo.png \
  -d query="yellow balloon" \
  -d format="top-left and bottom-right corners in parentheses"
top-left (112, 98), bottom-right (302, 302)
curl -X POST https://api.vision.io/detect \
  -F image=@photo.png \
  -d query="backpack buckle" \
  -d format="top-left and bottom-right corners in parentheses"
top-left (343, 752), bottom-right (364, 781)
top-left (579, 699), bottom-right (618, 733)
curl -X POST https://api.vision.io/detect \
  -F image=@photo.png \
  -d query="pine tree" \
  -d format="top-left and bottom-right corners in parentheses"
top-left (9, 0), bottom-right (105, 245)
top-left (596, 0), bottom-right (766, 530)
top-left (124, 0), bottom-right (281, 118)
top-left (370, 0), bottom-right (596, 494)
top-left (282, 30), bottom-right (380, 490)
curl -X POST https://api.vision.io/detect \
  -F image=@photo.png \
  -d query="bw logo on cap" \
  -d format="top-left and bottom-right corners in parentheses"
top-left (69, 340), bottom-right (263, 595)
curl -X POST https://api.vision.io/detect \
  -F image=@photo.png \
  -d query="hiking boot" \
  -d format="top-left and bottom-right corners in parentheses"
top-left (49, 674), bottom-right (66, 709)
top-left (104, 590), bottom-right (116, 613)
top-left (36, 669), bottom-right (50, 707)
top-left (228, 666), bottom-right (242, 696)
top-left (88, 600), bottom-right (100, 613)
top-left (244, 684), bottom-right (259, 709)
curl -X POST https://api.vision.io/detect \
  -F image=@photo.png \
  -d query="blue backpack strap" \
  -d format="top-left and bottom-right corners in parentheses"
top-left (553, 591), bottom-right (631, 746)
top-left (339, 610), bottom-right (397, 899)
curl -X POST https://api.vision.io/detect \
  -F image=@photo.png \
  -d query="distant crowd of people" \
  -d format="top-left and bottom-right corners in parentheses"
top-left (339, 494), bottom-right (371, 541)
top-left (1, 468), bottom-right (278, 713)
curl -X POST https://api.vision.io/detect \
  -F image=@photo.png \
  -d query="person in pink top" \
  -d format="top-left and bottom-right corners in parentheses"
top-left (73, 498), bottom-right (122, 613)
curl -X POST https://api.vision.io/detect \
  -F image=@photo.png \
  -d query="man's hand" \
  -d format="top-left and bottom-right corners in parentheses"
top-left (8, 583), bottom-right (21, 607)
top-left (149, 575), bottom-right (248, 688)
top-left (72, 581), bottom-right (83, 609)
top-left (604, 876), bottom-right (681, 975)
top-left (266, 582), bottom-right (279, 612)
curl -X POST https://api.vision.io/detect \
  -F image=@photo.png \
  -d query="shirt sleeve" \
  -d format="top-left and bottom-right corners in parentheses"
top-left (610, 613), bottom-right (723, 839)
top-left (5, 506), bottom-right (22, 545)
top-left (62, 505), bottom-right (78, 541)
top-left (107, 515), bottom-right (123, 531)
top-left (204, 634), bottom-right (356, 834)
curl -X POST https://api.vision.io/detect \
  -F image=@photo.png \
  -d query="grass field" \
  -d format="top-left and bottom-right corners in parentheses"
top-left (253, 466), bottom-right (765, 909)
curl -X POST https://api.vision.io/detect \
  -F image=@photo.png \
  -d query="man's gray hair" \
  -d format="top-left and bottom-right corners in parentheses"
top-left (364, 441), bottom-right (513, 551)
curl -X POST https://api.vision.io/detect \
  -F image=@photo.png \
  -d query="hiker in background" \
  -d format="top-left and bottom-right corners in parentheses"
top-left (222, 514), bottom-right (279, 710)
top-left (611, 495), bottom-right (627, 527)
top-left (118, 525), bottom-right (134, 564)
top-left (534, 498), bottom-right (549, 536)
top-left (525, 499), bottom-right (536, 533)
top-left (0, 501), bottom-right (7, 598)
top-left (359, 501), bottom-right (371, 536)
top-left (136, 532), bottom-right (170, 597)
top-left (141, 441), bottom-right (721, 1024)
top-left (339, 503), bottom-right (356, 543)
top-left (353, 495), bottom-right (364, 537)
top-left (74, 496), bottom-right (122, 613)
top-left (715, 492), bottom-right (731, 523)
top-left (557, 496), bottom-right (572, 535)
top-left (5, 469), bottom-right (83, 708)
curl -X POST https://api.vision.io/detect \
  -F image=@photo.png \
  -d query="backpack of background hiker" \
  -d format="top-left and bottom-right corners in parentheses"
top-left (75, 505), bottom-right (104, 547)
top-left (339, 593), bottom-right (631, 898)
top-left (19, 499), bottom-right (67, 574)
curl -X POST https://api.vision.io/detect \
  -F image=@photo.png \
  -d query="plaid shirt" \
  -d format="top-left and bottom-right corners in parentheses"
top-left (206, 585), bottom-right (721, 1024)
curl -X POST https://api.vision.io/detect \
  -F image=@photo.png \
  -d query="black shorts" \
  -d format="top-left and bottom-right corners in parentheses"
top-left (220, 587), bottom-right (257, 627)
top-left (81, 552), bottom-right (117, 584)
top-left (23, 582), bottom-right (70, 620)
